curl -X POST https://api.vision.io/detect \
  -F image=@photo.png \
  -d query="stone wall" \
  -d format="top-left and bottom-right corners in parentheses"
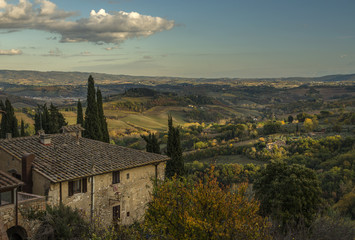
top-left (0, 193), bottom-right (45, 239)
top-left (51, 161), bottom-right (166, 225)
top-left (0, 217), bottom-right (9, 240)
top-left (0, 150), bottom-right (21, 175)
top-left (32, 171), bottom-right (51, 196)
top-left (18, 194), bottom-right (46, 238)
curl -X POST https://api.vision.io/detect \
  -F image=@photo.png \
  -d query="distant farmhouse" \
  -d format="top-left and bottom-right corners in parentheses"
top-left (0, 125), bottom-right (168, 239)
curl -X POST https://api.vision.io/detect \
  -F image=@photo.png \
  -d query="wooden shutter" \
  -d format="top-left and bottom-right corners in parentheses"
top-left (82, 178), bottom-right (87, 193)
top-left (113, 205), bottom-right (120, 222)
top-left (68, 181), bottom-right (74, 196)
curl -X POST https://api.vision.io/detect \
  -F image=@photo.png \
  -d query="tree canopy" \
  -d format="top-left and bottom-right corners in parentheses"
top-left (76, 99), bottom-right (84, 126)
top-left (0, 99), bottom-right (19, 138)
top-left (165, 115), bottom-right (184, 178)
top-left (253, 160), bottom-right (322, 229)
top-left (97, 88), bottom-right (109, 143)
top-left (22, 203), bottom-right (90, 240)
top-left (83, 75), bottom-right (109, 142)
top-left (34, 103), bottom-right (67, 134)
top-left (145, 170), bottom-right (272, 240)
top-left (141, 133), bottom-right (161, 154)
top-left (84, 75), bottom-right (102, 141)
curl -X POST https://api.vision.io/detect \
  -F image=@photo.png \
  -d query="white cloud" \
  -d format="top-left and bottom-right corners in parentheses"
top-left (0, 48), bottom-right (23, 55)
top-left (0, 0), bottom-right (7, 8)
top-left (0, 0), bottom-right (175, 44)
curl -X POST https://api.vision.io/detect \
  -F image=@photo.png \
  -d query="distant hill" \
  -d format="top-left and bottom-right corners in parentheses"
top-left (0, 70), bottom-right (194, 86)
top-left (0, 70), bottom-right (354, 86)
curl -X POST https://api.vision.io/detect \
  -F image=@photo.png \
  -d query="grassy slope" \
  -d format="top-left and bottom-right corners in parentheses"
top-left (60, 105), bottom-right (190, 135)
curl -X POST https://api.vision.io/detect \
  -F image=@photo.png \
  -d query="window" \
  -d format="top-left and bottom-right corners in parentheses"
top-left (126, 173), bottom-right (130, 179)
top-left (113, 205), bottom-right (120, 222)
top-left (68, 178), bottom-right (87, 196)
top-left (112, 171), bottom-right (120, 184)
top-left (73, 180), bottom-right (81, 194)
top-left (82, 177), bottom-right (87, 193)
top-left (127, 212), bottom-right (130, 217)
top-left (0, 190), bottom-right (13, 206)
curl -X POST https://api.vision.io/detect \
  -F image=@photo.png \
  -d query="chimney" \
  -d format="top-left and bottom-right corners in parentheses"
top-left (40, 134), bottom-right (51, 145)
top-left (38, 129), bottom-right (45, 136)
top-left (61, 124), bottom-right (84, 138)
top-left (22, 153), bottom-right (35, 193)
top-left (6, 133), bottom-right (12, 139)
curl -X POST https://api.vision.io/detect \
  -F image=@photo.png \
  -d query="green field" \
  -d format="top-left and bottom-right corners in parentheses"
top-left (60, 105), bottom-right (190, 137)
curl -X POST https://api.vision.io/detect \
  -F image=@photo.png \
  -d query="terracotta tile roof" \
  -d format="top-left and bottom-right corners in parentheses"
top-left (0, 170), bottom-right (23, 191)
top-left (0, 135), bottom-right (169, 183)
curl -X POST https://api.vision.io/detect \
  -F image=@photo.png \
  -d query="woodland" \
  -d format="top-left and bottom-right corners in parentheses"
top-left (1, 72), bottom-right (354, 239)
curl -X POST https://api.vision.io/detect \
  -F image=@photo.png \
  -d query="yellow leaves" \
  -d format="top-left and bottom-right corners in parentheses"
top-left (145, 170), bottom-right (272, 239)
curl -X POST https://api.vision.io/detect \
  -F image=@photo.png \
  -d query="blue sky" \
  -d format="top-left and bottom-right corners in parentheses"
top-left (0, 0), bottom-right (354, 78)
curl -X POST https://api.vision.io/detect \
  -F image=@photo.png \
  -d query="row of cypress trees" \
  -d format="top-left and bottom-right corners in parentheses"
top-left (141, 115), bottom-right (185, 178)
top-left (34, 103), bottom-right (67, 134)
top-left (141, 133), bottom-right (161, 154)
top-left (80, 75), bottom-right (109, 143)
top-left (1, 98), bottom-right (67, 138)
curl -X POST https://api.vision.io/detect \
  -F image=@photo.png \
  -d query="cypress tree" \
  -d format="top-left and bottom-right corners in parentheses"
top-left (97, 88), bottom-right (109, 143)
top-left (1, 99), bottom-right (19, 138)
top-left (165, 115), bottom-right (184, 178)
top-left (0, 100), bottom-right (6, 138)
top-left (167, 115), bottom-right (174, 157)
top-left (84, 75), bottom-right (102, 141)
top-left (151, 133), bottom-right (161, 154)
top-left (34, 106), bottom-right (42, 134)
top-left (34, 104), bottom-right (49, 133)
top-left (76, 99), bottom-right (84, 126)
top-left (41, 104), bottom-right (50, 133)
top-left (34, 103), bottom-right (66, 134)
top-left (21, 119), bottom-right (25, 137)
top-left (141, 133), bottom-right (161, 154)
top-left (48, 103), bottom-right (67, 133)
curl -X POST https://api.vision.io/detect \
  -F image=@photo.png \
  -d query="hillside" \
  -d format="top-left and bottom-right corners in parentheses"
top-left (0, 70), bottom-right (354, 86)
top-left (0, 70), bottom-right (353, 138)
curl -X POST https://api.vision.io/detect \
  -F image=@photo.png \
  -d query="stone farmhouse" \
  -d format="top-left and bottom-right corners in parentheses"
top-left (0, 126), bottom-right (168, 239)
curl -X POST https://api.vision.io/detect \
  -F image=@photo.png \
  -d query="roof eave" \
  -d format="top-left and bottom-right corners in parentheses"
top-left (50, 157), bottom-right (169, 183)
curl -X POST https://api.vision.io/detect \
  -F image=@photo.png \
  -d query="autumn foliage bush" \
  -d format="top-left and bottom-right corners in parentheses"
top-left (144, 169), bottom-right (272, 240)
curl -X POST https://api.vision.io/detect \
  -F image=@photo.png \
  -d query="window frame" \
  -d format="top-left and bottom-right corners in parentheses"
top-left (113, 205), bottom-right (120, 222)
top-left (72, 180), bottom-right (81, 194)
top-left (112, 171), bottom-right (120, 184)
top-left (0, 190), bottom-right (14, 206)
top-left (68, 178), bottom-right (88, 196)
